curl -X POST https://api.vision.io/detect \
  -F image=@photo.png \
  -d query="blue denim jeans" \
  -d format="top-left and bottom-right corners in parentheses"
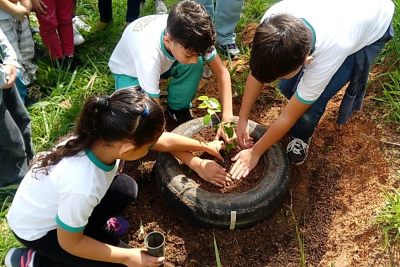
top-left (195, 0), bottom-right (244, 45)
top-left (0, 85), bottom-right (34, 191)
top-left (279, 53), bottom-right (355, 140)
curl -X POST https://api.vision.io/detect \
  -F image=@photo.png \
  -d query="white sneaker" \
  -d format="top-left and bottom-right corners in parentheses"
top-left (73, 16), bottom-right (91, 32)
top-left (73, 24), bottom-right (85, 46)
top-left (154, 0), bottom-right (167, 14)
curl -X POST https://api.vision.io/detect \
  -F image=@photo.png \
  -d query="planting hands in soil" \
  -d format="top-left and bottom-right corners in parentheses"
top-left (230, 148), bottom-right (261, 179)
top-left (202, 139), bottom-right (225, 161)
top-left (193, 158), bottom-right (233, 187)
top-left (122, 248), bottom-right (164, 267)
top-left (236, 118), bottom-right (254, 149)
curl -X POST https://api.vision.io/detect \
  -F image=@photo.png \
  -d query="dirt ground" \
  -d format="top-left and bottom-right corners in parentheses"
top-left (120, 51), bottom-right (400, 266)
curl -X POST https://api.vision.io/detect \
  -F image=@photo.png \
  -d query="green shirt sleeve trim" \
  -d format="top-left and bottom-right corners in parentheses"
top-left (295, 90), bottom-right (316, 104)
top-left (147, 92), bottom-right (160, 98)
top-left (204, 50), bottom-right (216, 63)
top-left (56, 215), bottom-right (85, 233)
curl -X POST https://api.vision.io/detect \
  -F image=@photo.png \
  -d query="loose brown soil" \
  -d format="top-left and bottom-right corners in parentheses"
top-left (121, 56), bottom-right (400, 266)
top-left (180, 126), bottom-right (264, 194)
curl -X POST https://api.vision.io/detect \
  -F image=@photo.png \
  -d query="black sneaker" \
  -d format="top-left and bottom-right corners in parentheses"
top-left (167, 108), bottom-right (194, 125)
top-left (52, 56), bottom-right (83, 71)
top-left (218, 43), bottom-right (241, 58)
top-left (286, 137), bottom-right (311, 165)
top-left (4, 248), bottom-right (35, 267)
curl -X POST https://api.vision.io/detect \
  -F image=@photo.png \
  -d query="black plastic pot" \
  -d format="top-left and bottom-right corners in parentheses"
top-left (155, 116), bottom-right (290, 229)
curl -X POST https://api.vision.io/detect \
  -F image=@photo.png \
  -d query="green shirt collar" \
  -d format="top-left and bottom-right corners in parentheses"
top-left (85, 149), bottom-right (116, 172)
top-left (300, 18), bottom-right (316, 55)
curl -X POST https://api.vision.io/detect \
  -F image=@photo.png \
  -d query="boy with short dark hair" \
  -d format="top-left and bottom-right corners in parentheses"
top-left (230, 0), bottom-right (394, 178)
top-left (109, 0), bottom-right (233, 141)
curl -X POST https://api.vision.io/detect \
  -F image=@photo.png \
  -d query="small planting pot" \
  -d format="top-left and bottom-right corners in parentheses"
top-left (144, 231), bottom-right (165, 266)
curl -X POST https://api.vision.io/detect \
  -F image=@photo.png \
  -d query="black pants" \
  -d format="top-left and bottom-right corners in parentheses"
top-left (0, 85), bottom-right (33, 191)
top-left (15, 173), bottom-right (138, 267)
top-left (98, 0), bottom-right (141, 23)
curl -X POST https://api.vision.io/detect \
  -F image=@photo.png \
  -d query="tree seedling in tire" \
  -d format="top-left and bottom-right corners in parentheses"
top-left (197, 96), bottom-right (237, 151)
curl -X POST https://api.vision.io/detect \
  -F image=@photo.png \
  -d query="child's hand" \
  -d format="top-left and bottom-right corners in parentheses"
top-left (20, 0), bottom-right (32, 14)
top-left (13, 3), bottom-right (27, 21)
top-left (2, 64), bottom-right (17, 89)
top-left (236, 119), bottom-right (254, 149)
top-left (230, 148), bottom-right (260, 180)
top-left (215, 123), bottom-right (237, 145)
top-left (204, 140), bottom-right (224, 161)
top-left (123, 248), bottom-right (164, 267)
top-left (31, 0), bottom-right (47, 14)
top-left (194, 159), bottom-right (232, 187)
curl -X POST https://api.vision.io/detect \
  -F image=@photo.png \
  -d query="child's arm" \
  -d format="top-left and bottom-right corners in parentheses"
top-left (231, 91), bottom-right (311, 179)
top-left (57, 227), bottom-right (164, 266)
top-left (236, 72), bottom-right (263, 148)
top-left (152, 132), bottom-right (232, 187)
top-left (19, 0), bottom-right (31, 14)
top-left (171, 151), bottom-right (232, 187)
top-left (208, 54), bottom-right (235, 142)
top-left (0, 0), bottom-right (27, 21)
top-left (152, 132), bottom-right (224, 160)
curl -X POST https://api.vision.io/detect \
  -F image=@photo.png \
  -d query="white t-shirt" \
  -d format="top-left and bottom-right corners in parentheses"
top-left (261, 0), bottom-right (394, 103)
top-left (109, 14), bottom-right (216, 98)
top-left (7, 141), bottom-right (119, 241)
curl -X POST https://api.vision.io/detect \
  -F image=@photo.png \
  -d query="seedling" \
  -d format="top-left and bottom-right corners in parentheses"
top-left (197, 96), bottom-right (237, 151)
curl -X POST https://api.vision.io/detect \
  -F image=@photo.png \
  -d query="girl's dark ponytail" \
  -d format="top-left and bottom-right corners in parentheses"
top-left (31, 86), bottom-right (165, 174)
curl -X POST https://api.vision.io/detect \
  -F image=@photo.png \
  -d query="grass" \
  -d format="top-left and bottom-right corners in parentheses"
top-left (373, 0), bottom-right (400, 127)
top-left (374, 187), bottom-right (400, 249)
top-left (213, 234), bottom-right (222, 267)
top-left (288, 192), bottom-right (306, 267)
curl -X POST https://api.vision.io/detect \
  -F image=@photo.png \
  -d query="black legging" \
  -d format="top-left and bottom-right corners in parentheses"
top-left (98, 0), bottom-right (142, 23)
top-left (15, 173), bottom-right (138, 267)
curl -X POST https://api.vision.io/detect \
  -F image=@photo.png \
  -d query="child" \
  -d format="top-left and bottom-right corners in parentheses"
top-left (0, 27), bottom-right (34, 193)
top-left (5, 86), bottom-right (231, 267)
top-left (231, 0), bottom-right (394, 178)
top-left (0, 0), bottom-right (38, 103)
top-left (108, 0), bottom-right (234, 142)
top-left (31, 0), bottom-right (82, 69)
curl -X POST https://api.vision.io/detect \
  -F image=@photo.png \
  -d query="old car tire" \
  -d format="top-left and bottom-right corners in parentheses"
top-left (155, 116), bottom-right (290, 229)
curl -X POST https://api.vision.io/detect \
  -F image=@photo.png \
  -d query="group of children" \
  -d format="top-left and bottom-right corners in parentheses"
top-left (2, 0), bottom-right (395, 266)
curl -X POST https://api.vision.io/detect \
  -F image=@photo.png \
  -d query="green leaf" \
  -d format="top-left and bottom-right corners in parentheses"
top-left (226, 143), bottom-right (235, 151)
top-left (225, 127), bottom-right (234, 138)
top-left (203, 114), bottom-right (211, 125)
top-left (214, 235), bottom-right (222, 267)
top-left (198, 102), bottom-right (208, 109)
top-left (209, 98), bottom-right (221, 110)
top-left (197, 96), bottom-right (209, 101)
top-left (207, 109), bottom-right (216, 115)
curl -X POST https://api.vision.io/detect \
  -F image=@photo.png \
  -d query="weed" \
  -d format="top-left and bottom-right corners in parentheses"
top-left (288, 191), bottom-right (306, 267)
top-left (213, 234), bottom-right (222, 267)
top-left (374, 187), bottom-right (400, 249)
